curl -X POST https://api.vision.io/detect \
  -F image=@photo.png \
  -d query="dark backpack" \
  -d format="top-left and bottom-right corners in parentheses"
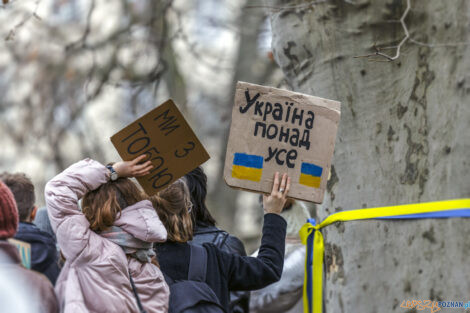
top-left (165, 244), bottom-right (226, 313)
top-left (191, 227), bottom-right (249, 313)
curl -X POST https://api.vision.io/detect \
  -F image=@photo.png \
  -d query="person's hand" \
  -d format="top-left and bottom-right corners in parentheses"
top-left (113, 155), bottom-right (153, 178)
top-left (263, 172), bottom-right (291, 215)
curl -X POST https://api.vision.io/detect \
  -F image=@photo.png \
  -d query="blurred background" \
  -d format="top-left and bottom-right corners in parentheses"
top-left (1, 0), bottom-right (469, 310)
top-left (0, 0), bottom-right (292, 252)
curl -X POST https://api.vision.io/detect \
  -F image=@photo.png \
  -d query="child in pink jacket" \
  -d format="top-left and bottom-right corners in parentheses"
top-left (45, 156), bottom-right (169, 313)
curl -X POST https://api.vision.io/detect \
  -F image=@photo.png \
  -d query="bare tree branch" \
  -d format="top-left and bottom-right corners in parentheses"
top-left (355, 0), bottom-right (470, 62)
top-left (5, 0), bottom-right (42, 41)
top-left (244, 0), bottom-right (327, 11)
top-left (65, 0), bottom-right (96, 51)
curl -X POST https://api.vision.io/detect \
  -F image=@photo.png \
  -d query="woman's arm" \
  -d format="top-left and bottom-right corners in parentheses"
top-left (221, 173), bottom-right (291, 290)
top-left (45, 156), bottom-right (153, 261)
top-left (224, 213), bottom-right (287, 291)
top-left (45, 159), bottom-right (110, 261)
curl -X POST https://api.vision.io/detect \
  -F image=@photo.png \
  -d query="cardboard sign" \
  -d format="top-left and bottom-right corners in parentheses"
top-left (224, 82), bottom-right (341, 203)
top-left (8, 238), bottom-right (31, 269)
top-left (111, 99), bottom-right (210, 196)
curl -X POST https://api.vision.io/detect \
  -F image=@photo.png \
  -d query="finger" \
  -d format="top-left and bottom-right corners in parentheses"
top-left (134, 160), bottom-right (153, 171)
top-left (271, 172), bottom-right (280, 195)
top-left (283, 177), bottom-right (291, 196)
top-left (135, 162), bottom-right (153, 173)
top-left (132, 162), bottom-right (153, 175)
top-left (142, 163), bottom-right (154, 172)
top-left (131, 154), bottom-right (148, 165)
top-left (135, 165), bottom-right (153, 176)
top-left (279, 173), bottom-right (287, 193)
top-left (134, 170), bottom-right (151, 177)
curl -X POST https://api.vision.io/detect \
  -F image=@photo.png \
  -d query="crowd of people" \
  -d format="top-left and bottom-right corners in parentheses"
top-left (0, 155), bottom-right (310, 313)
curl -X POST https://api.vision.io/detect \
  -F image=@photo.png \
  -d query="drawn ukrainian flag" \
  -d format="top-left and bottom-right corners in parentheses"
top-left (299, 162), bottom-right (323, 188)
top-left (232, 153), bottom-right (263, 182)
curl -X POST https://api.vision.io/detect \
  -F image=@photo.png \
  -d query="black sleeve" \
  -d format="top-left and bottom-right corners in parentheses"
top-left (212, 213), bottom-right (286, 291)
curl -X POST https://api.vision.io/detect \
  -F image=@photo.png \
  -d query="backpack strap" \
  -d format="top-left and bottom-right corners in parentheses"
top-left (129, 273), bottom-right (148, 313)
top-left (188, 244), bottom-right (207, 282)
top-left (215, 232), bottom-right (230, 248)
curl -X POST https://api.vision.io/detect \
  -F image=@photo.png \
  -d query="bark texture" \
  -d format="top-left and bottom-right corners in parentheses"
top-left (269, 0), bottom-right (470, 312)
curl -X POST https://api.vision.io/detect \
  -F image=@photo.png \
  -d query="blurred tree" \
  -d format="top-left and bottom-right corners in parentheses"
top-left (0, 0), bottom-right (283, 247)
top-left (209, 0), bottom-right (278, 235)
top-left (0, 0), bottom-right (174, 171)
top-left (268, 0), bottom-right (469, 311)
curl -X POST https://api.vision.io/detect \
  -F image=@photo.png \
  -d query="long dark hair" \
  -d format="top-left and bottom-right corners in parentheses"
top-left (184, 166), bottom-right (216, 227)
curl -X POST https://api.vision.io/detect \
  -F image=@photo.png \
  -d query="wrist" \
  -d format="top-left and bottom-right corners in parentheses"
top-left (106, 164), bottom-right (119, 181)
top-left (264, 211), bottom-right (280, 215)
top-left (264, 212), bottom-right (287, 225)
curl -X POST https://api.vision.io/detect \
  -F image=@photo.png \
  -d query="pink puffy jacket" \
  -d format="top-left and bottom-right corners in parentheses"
top-left (45, 159), bottom-right (169, 313)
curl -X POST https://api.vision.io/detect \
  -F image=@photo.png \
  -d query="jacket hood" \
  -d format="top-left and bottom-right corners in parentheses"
top-left (114, 200), bottom-right (167, 243)
top-left (14, 222), bottom-right (57, 271)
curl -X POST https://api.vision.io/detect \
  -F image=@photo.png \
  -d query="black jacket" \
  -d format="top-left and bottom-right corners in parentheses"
top-left (14, 222), bottom-right (60, 285)
top-left (191, 222), bottom-right (249, 313)
top-left (156, 214), bottom-right (286, 312)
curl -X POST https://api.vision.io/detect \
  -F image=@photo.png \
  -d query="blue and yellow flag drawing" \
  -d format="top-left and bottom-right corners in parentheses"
top-left (232, 153), bottom-right (263, 182)
top-left (8, 238), bottom-right (31, 269)
top-left (299, 162), bottom-right (323, 188)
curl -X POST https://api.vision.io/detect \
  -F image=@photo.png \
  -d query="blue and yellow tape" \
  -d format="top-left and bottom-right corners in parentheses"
top-left (299, 198), bottom-right (470, 313)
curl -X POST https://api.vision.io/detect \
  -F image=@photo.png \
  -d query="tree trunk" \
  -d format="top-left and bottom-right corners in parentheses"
top-left (269, 0), bottom-right (470, 311)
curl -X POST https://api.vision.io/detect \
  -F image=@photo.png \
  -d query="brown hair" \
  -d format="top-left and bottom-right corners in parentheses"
top-left (150, 178), bottom-right (193, 242)
top-left (0, 172), bottom-right (35, 222)
top-left (82, 178), bottom-right (145, 232)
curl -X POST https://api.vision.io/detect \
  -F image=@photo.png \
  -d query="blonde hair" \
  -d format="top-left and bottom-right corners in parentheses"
top-left (150, 178), bottom-right (193, 242)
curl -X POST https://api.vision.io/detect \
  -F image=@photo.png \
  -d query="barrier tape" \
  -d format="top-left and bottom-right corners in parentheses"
top-left (299, 198), bottom-right (470, 313)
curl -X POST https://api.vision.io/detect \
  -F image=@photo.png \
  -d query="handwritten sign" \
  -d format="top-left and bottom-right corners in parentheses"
top-left (111, 99), bottom-right (210, 196)
top-left (8, 238), bottom-right (31, 269)
top-left (224, 82), bottom-right (340, 203)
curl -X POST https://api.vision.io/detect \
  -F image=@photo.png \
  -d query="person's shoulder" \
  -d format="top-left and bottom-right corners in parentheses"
top-left (223, 234), bottom-right (247, 256)
top-left (194, 223), bottom-right (222, 235)
top-left (16, 222), bottom-right (56, 245)
top-left (17, 222), bottom-right (37, 233)
top-left (19, 267), bottom-right (59, 312)
top-left (201, 242), bottom-right (225, 262)
top-left (201, 242), bottom-right (218, 254)
top-left (17, 265), bottom-right (54, 290)
top-left (192, 224), bottom-right (227, 248)
top-left (196, 226), bottom-right (247, 256)
top-left (200, 242), bottom-right (231, 275)
top-left (157, 242), bottom-right (191, 272)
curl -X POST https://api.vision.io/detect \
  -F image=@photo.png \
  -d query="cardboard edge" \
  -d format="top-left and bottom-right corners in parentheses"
top-left (223, 176), bottom-right (323, 204)
top-left (237, 81), bottom-right (341, 113)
